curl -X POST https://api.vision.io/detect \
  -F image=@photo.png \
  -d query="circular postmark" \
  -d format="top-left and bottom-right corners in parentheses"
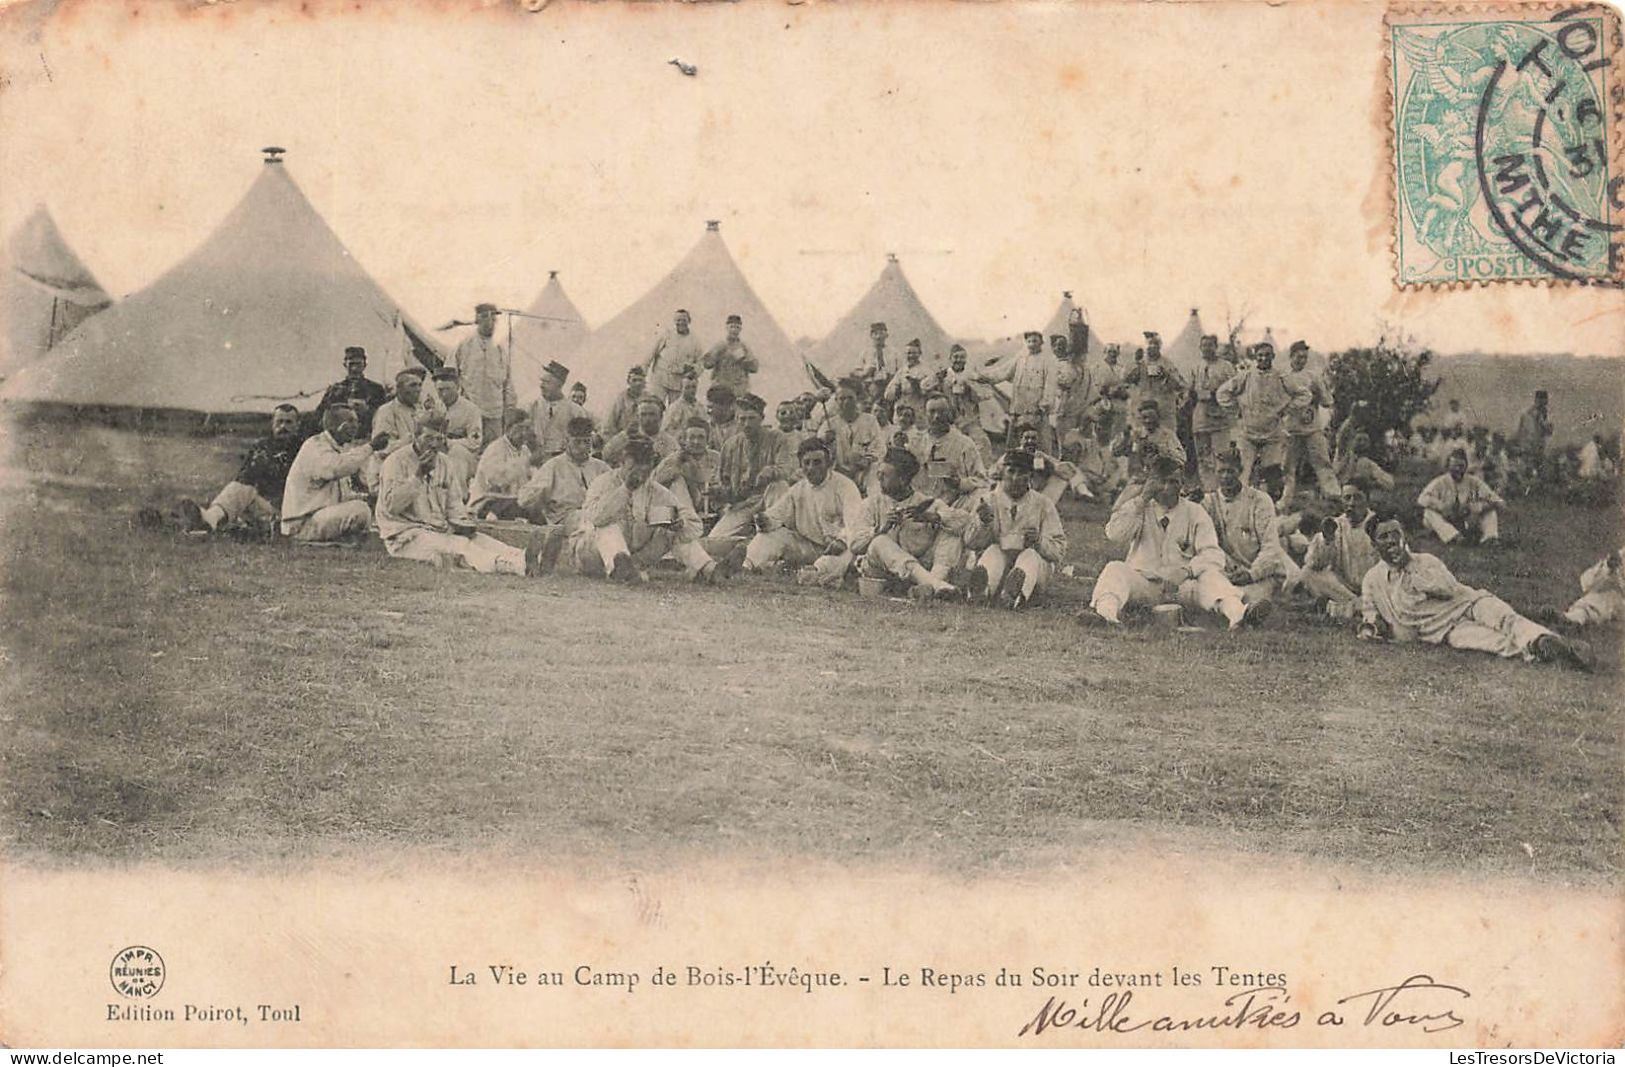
top-left (1471, 12), bottom-right (1622, 283)
top-left (109, 945), bottom-right (166, 998)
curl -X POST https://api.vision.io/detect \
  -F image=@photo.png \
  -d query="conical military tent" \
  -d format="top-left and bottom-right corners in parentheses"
top-left (808, 254), bottom-right (955, 378)
top-left (1, 206), bottom-right (112, 380)
top-left (509, 271), bottom-right (589, 407)
top-left (2, 148), bottom-right (443, 418)
top-left (1163, 308), bottom-right (1207, 373)
top-left (566, 221), bottom-right (804, 409)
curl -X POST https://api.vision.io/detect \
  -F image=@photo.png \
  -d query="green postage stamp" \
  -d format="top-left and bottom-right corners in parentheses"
top-left (1387, 3), bottom-right (1623, 286)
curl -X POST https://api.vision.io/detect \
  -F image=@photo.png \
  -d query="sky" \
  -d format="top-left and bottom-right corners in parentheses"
top-left (1, 0), bottom-right (1621, 356)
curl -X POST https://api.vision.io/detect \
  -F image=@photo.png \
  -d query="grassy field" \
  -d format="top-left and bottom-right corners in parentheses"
top-left (0, 419), bottom-right (1619, 881)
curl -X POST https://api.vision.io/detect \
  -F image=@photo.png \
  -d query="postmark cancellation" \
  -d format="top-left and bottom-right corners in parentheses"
top-left (1387, 3), bottom-right (1624, 287)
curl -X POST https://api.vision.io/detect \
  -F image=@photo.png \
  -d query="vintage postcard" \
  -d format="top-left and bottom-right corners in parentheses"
top-left (1, 0), bottom-right (1621, 1050)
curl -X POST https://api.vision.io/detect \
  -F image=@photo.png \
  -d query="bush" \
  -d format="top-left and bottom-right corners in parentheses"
top-left (1326, 343), bottom-right (1441, 443)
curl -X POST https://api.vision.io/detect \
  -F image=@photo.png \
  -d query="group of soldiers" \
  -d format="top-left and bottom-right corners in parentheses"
top-left (171, 305), bottom-right (1611, 673)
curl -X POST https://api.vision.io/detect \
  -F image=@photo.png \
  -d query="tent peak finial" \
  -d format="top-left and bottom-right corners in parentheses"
top-left (886, 252), bottom-right (898, 263)
top-left (262, 146), bottom-right (287, 164)
top-left (706, 220), bottom-right (720, 232)
top-left (1063, 290), bottom-right (1073, 299)
top-left (1190, 307), bottom-right (1198, 316)
top-left (549, 270), bottom-right (559, 279)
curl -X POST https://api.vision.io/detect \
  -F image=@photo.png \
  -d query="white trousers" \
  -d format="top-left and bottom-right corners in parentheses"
top-left (744, 528), bottom-right (853, 585)
top-left (972, 544), bottom-right (1052, 600)
top-left (282, 500), bottom-right (372, 542)
top-left (576, 524), bottom-right (713, 578)
top-left (1437, 595), bottom-right (1548, 658)
top-left (1090, 561), bottom-right (1246, 626)
top-left (389, 528), bottom-right (526, 575)
top-left (1422, 507), bottom-right (1499, 544)
top-left (860, 532), bottom-right (960, 587)
top-left (205, 481), bottom-right (277, 529)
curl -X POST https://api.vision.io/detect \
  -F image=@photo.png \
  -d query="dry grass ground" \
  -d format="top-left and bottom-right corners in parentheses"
top-left (0, 419), bottom-right (1619, 881)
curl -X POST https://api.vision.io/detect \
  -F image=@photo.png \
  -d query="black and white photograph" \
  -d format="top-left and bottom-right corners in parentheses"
top-left (0, 0), bottom-right (1620, 1050)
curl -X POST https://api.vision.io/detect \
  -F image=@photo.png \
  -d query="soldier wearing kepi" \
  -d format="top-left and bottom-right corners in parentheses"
top-left (450, 302), bottom-right (516, 446)
top-left (528, 360), bottom-right (588, 462)
top-left (314, 345), bottom-right (389, 434)
top-left (703, 313), bottom-right (759, 397)
top-left (519, 416), bottom-right (610, 529)
top-left (743, 436), bottom-right (865, 586)
top-left (849, 447), bottom-right (970, 600)
top-left (179, 403), bottom-right (306, 535)
top-left (432, 367), bottom-right (484, 489)
top-left (1187, 333), bottom-right (1237, 492)
top-left (963, 450), bottom-right (1067, 609)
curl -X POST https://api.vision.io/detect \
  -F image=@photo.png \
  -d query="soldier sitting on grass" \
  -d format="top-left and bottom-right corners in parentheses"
top-left (178, 403), bottom-right (305, 537)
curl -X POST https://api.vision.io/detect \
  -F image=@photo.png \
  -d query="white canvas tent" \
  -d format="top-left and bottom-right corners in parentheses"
top-left (2, 149), bottom-right (443, 415)
top-left (1, 206), bottom-right (112, 381)
top-left (1163, 308), bottom-right (1207, 373)
top-left (564, 221), bottom-right (804, 410)
top-left (807, 254), bottom-right (954, 378)
top-left (510, 271), bottom-right (589, 405)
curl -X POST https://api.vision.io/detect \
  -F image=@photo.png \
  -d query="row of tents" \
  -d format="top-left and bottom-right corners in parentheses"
top-left (1, 148), bottom-right (1291, 420)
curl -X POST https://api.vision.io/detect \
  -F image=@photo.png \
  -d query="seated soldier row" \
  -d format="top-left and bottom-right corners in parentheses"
top-left (177, 365), bottom-right (1601, 670)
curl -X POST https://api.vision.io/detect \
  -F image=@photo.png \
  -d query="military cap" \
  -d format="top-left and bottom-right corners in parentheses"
top-left (1289, 339), bottom-right (1310, 354)
top-left (707, 383), bottom-right (737, 404)
top-left (685, 416), bottom-right (711, 431)
top-left (1023, 330), bottom-right (1043, 342)
top-left (343, 346), bottom-right (367, 361)
top-left (726, 314), bottom-right (742, 325)
top-left (626, 364), bottom-right (647, 378)
top-left (737, 393), bottom-right (767, 414)
top-left (566, 416), bottom-right (595, 438)
top-left (475, 302), bottom-right (498, 314)
top-left (1137, 397), bottom-right (1162, 412)
top-left (395, 367), bottom-right (427, 383)
top-left (1003, 450), bottom-right (1035, 473)
top-left (432, 367), bottom-right (461, 382)
top-left (543, 360), bottom-right (570, 382)
top-left (1143, 330), bottom-right (1161, 342)
top-left (869, 321), bottom-right (887, 331)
